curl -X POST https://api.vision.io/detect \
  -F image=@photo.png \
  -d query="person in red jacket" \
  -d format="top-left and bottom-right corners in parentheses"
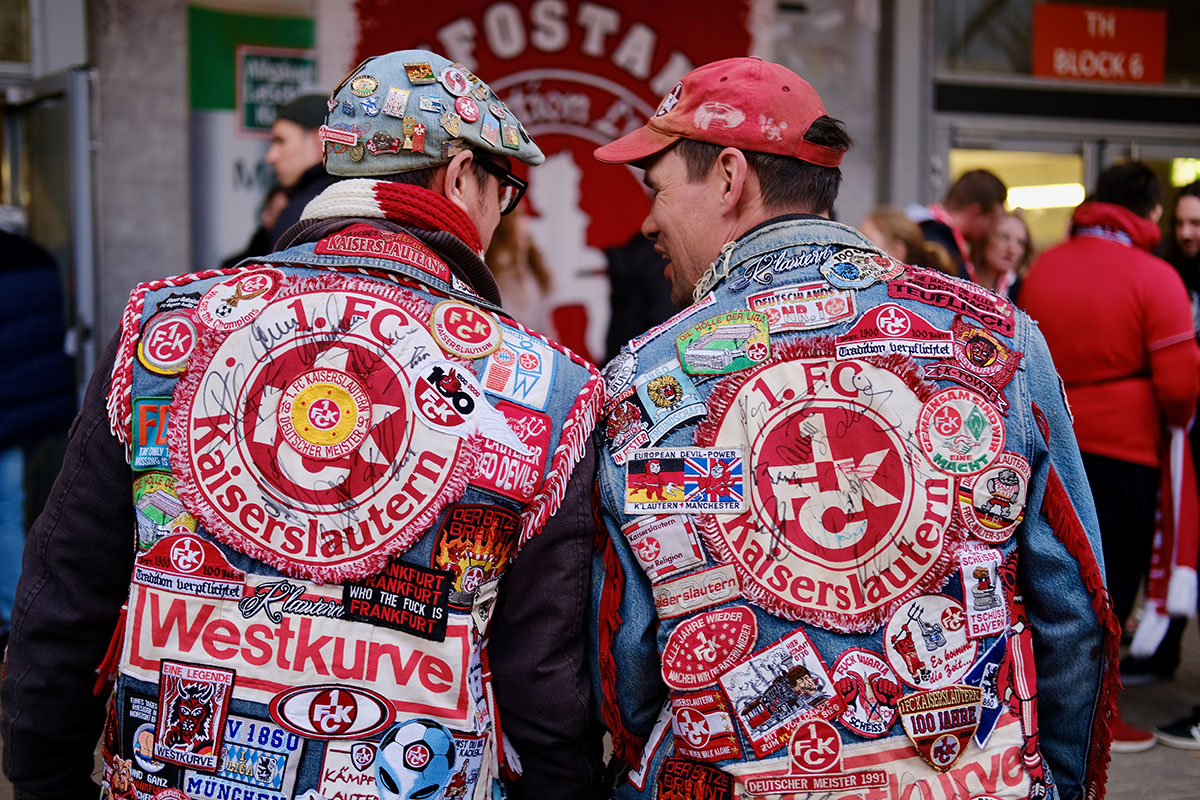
top-left (1020, 161), bottom-right (1200, 752)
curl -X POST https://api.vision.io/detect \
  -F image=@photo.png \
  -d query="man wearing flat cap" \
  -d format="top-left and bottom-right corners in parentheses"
top-left (267, 94), bottom-right (336, 246)
top-left (2, 50), bottom-right (604, 800)
top-left (589, 57), bottom-right (1117, 800)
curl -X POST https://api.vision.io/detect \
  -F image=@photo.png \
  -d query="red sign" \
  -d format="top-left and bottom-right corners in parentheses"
top-left (335, 1), bottom-right (755, 361)
top-left (1032, 4), bottom-right (1166, 84)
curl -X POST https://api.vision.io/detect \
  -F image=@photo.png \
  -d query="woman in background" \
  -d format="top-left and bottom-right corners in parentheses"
top-left (971, 211), bottom-right (1032, 300)
top-left (859, 206), bottom-right (954, 275)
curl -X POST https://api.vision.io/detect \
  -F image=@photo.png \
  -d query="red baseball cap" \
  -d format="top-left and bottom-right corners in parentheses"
top-left (594, 57), bottom-right (844, 168)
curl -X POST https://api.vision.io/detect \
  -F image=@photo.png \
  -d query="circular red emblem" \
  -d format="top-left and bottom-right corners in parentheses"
top-left (675, 707), bottom-right (711, 748)
top-left (455, 96), bottom-right (479, 122)
top-left (404, 742), bottom-right (432, 769)
top-left (174, 278), bottom-right (473, 582)
top-left (877, 306), bottom-right (911, 337)
top-left (140, 314), bottom-right (197, 375)
top-left (789, 719), bottom-right (842, 773)
top-left (168, 537), bottom-right (204, 574)
top-left (957, 451), bottom-right (1030, 544)
top-left (930, 733), bottom-right (961, 767)
top-left (636, 536), bottom-right (661, 561)
top-left (430, 300), bottom-right (501, 359)
top-left (699, 352), bottom-right (955, 629)
top-left (660, 605), bottom-right (758, 690)
top-left (195, 269), bottom-right (282, 332)
top-left (307, 688), bottom-right (359, 736)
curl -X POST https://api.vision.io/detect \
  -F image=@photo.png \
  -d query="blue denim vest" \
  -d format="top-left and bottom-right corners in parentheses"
top-left (102, 231), bottom-right (602, 800)
top-left (591, 217), bottom-right (1115, 800)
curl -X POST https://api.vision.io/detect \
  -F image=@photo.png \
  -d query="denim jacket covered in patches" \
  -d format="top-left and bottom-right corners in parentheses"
top-left (92, 223), bottom-right (603, 800)
top-left (589, 215), bottom-right (1118, 800)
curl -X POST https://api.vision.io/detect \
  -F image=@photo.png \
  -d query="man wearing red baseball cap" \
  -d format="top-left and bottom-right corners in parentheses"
top-left (588, 57), bottom-right (1117, 800)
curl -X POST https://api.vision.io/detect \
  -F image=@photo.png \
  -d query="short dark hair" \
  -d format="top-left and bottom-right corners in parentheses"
top-left (1176, 180), bottom-right (1200, 208)
top-left (944, 170), bottom-right (1007, 213)
top-left (673, 116), bottom-right (852, 215)
top-left (1090, 162), bottom-right (1162, 218)
top-left (371, 148), bottom-right (493, 191)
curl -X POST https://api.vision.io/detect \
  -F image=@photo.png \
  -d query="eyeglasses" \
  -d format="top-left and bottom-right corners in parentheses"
top-left (475, 156), bottom-right (528, 216)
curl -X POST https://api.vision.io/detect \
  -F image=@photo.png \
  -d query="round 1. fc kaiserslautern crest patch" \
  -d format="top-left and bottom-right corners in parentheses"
top-left (695, 339), bottom-right (960, 633)
top-left (171, 274), bottom-right (480, 583)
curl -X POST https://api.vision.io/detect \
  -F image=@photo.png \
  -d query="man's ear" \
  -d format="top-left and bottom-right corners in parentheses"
top-left (442, 150), bottom-right (477, 214)
top-left (1150, 203), bottom-right (1164, 224)
top-left (713, 147), bottom-right (750, 215)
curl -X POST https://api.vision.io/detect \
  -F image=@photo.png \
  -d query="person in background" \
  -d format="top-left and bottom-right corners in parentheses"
top-left (1122, 180), bottom-right (1200, 750)
top-left (590, 56), bottom-right (1116, 800)
top-left (908, 169), bottom-right (1008, 278)
top-left (0, 206), bottom-right (75, 652)
top-left (1020, 162), bottom-right (1200, 753)
top-left (266, 93), bottom-right (334, 246)
top-left (971, 211), bottom-right (1032, 300)
top-left (1, 49), bottom-right (605, 800)
top-left (604, 231), bottom-right (675, 363)
top-left (859, 205), bottom-right (954, 274)
top-left (485, 208), bottom-right (553, 332)
top-left (220, 184), bottom-right (288, 268)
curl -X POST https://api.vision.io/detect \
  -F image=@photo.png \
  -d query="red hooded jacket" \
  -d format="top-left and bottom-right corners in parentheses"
top-left (1021, 202), bottom-right (1200, 467)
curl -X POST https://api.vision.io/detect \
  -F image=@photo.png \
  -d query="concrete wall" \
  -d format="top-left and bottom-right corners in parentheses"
top-left (89, 0), bottom-right (190, 342)
top-left (771, 0), bottom-right (880, 229)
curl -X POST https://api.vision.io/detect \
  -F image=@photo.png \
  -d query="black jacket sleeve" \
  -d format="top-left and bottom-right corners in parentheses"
top-left (1, 332), bottom-right (136, 800)
top-left (489, 445), bottom-right (605, 800)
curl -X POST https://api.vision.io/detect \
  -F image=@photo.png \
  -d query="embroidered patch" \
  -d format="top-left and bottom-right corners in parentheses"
top-left (277, 368), bottom-right (373, 460)
top-left (139, 312), bottom-right (197, 376)
top-left (171, 277), bottom-right (477, 583)
top-left (661, 605), bottom-right (758, 690)
top-left (195, 714), bottom-right (302, 800)
top-left (896, 684), bottom-right (983, 772)
top-left (818, 248), bottom-right (905, 290)
top-left (625, 702), bottom-right (672, 791)
top-left (480, 325), bottom-right (556, 411)
top-left (718, 626), bottom-right (846, 757)
top-left (604, 391), bottom-right (651, 463)
top-left (742, 718), bottom-right (889, 795)
top-left (268, 686), bottom-right (396, 739)
top-left (429, 300), bottom-right (501, 359)
top-left (635, 361), bottom-right (706, 442)
top-left (746, 281), bottom-right (855, 332)
top-left (314, 225), bottom-right (451, 282)
top-left (676, 310), bottom-right (770, 375)
top-left (602, 348), bottom-right (638, 401)
top-left (343, 561), bottom-right (451, 640)
top-left (133, 473), bottom-right (195, 550)
top-left (195, 269), bottom-right (282, 332)
top-left (154, 660), bottom-right (234, 771)
top-left (918, 388), bottom-right (1005, 476)
top-left (628, 295), bottom-right (716, 352)
top-left (834, 303), bottom-right (953, 360)
top-left (959, 545), bottom-right (1006, 639)
top-left (432, 504), bottom-right (518, 608)
top-left (412, 361), bottom-right (530, 454)
top-left (832, 648), bottom-right (902, 738)
top-left (697, 347), bottom-right (956, 630)
top-left (885, 594), bottom-right (978, 689)
top-left (447, 732), bottom-right (485, 797)
top-left (624, 447), bottom-right (747, 514)
top-left (473, 402), bottom-right (549, 502)
top-left (121, 691), bottom-right (180, 782)
top-left (924, 316), bottom-right (1021, 413)
top-left (888, 270), bottom-right (1016, 337)
top-left (317, 740), bottom-right (380, 799)
top-left (962, 631), bottom-right (1010, 748)
top-left (728, 245), bottom-right (836, 292)
top-left (237, 575), bottom-right (344, 623)
top-left (957, 452), bottom-right (1030, 544)
top-left (672, 689), bottom-right (742, 761)
top-left (621, 514), bottom-right (706, 581)
top-left (133, 534), bottom-right (245, 601)
top-left (656, 757), bottom-right (734, 799)
top-left (132, 397), bottom-right (171, 472)
top-left (653, 564), bottom-right (741, 619)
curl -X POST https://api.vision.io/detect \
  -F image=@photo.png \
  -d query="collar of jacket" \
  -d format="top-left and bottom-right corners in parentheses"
top-left (273, 216), bottom-right (503, 306)
top-left (1070, 201), bottom-right (1162, 252)
top-left (692, 213), bottom-right (879, 300)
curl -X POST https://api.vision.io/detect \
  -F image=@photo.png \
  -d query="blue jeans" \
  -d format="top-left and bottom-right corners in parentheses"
top-left (0, 445), bottom-right (25, 633)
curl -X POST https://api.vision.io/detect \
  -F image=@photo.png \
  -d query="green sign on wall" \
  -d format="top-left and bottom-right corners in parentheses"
top-left (239, 48), bottom-right (317, 131)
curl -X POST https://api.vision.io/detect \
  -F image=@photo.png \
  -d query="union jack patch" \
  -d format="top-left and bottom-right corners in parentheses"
top-left (625, 447), bottom-right (747, 514)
